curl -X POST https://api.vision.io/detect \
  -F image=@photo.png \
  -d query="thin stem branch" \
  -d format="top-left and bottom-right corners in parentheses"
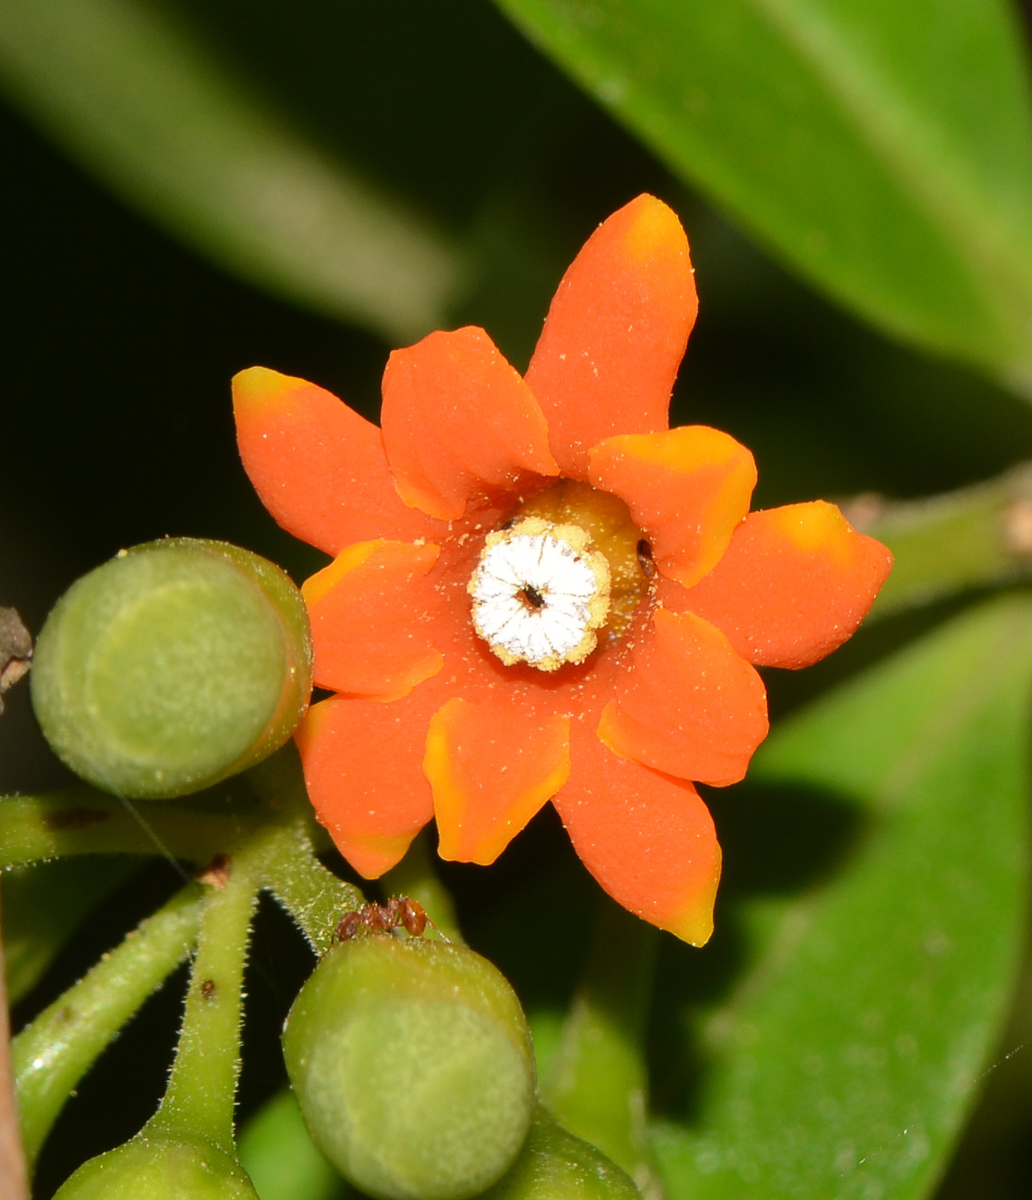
top-left (247, 744), bottom-right (366, 955)
top-left (0, 790), bottom-right (261, 869)
top-left (147, 846), bottom-right (262, 1153)
top-left (848, 461), bottom-right (1032, 618)
top-left (12, 883), bottom-right (204, 1167)
top-left (263, 826), bottom-right (363, 956)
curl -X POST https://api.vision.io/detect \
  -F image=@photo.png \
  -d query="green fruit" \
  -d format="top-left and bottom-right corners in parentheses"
top-left (31, 538), bottom-right (312, 798)
top-left (481, 1108), bottom-right (641, 1200)
top-left (52, 1133), bottom-right (259, 1199)
top-left (283, 935), bottom-right (536, 1200)
top-left (238, 1088), bottom-right (341, 1200)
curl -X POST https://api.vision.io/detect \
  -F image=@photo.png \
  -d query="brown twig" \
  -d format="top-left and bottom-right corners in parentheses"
top-left (0, 607), bottom-right (32, 716)
top-left (0, 884), bottom-right (29, 1200)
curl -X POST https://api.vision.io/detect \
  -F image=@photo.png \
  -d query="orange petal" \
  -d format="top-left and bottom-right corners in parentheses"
top-left (589, 426), bottom-right (756, 588)
top-left (233, 366), bottom-right (433, 555)
top-left (381, 327), bottom-right (559, 521)
top-left (295, 690), bottom-right (439, 878)
top-left (554, 726), bottom-right (721, 945)
top-left (678, 501), bottom-right (894, 668)
top-left (302, 540), bottom-right (444, 701)
top-left (524, 195), bottom-right (697, 478)
top-left (598, 608), bottom-right (768, 787)
top-left (426, 697), bottom-right (571, 865)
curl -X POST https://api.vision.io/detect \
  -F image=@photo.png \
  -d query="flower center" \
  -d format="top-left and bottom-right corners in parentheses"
top-left (468, 481), bottom-right (652, 672)
top-left (468, 518), bottom-right (611, 672)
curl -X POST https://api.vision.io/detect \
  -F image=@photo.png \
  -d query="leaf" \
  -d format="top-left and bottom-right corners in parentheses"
top-left (492, 0), bottom-right (1032, 389)
top-left (1, 858), bottom-right (137, 1005)
top-left (542, 899), bottom-right (661, 1193)
top-left (651, 594), bottom-right (1032, 1199)
top-left (239, 1088), bottom-right (350, 1200)
top-left (0, 0), bottom-right (465, 342)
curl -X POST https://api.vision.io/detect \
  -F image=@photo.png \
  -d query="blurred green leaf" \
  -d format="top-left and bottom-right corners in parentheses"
top-left (239, 1088), bottom-right (349, 1200)
top-left (1, 857), bottom-right (137, 1006)
top-left (543, 900), bottom-right (659, 1194)
top-left (653, 594), bottom-right (1032, 1198)
top-left (0, 0), bottom-right (465, 342)
top-left (494, 0), bottom-right (1032, 388)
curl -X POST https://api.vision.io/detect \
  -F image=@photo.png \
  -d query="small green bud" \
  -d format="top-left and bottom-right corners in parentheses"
top-left (283, 935), bottom-right (536, 1200)
top-left (52, 1133), bottom-right (259, 1199)
top-left (481, 1108), bottom-right (641, 1200)
top-left (31, 538), bottom-right (312, 799)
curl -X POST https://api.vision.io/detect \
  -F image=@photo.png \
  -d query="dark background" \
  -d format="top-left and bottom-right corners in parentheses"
top-left (5, 2), bottom-right (1032, 1196)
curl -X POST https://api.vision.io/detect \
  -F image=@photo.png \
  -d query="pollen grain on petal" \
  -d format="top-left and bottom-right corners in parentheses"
top-left (302, 539), bottom-right (444, 701)
top-left (382, 326), bottom-right (559, 521)
top-left (427, 697), bottom-right (571, 865)
top-left (233, 365), bottom-right (432, 554)
top-left (525, 194), bottom-right (697, 477)
top-left (680, 501), bottom-right (893, 668)
top-left (589, 426), bottom-right (756, 589)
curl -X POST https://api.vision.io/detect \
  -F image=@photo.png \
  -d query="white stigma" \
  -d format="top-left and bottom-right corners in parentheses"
top-left (468, 517), bottom-right (611, 672)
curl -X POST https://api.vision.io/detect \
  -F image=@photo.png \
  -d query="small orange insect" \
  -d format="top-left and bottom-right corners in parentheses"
top-left (334, 896), bottom-right (432, 943)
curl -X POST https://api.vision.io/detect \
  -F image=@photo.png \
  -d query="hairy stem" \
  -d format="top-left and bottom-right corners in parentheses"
top-left (849, 462), bottom-right (1032, 618)
top-left (542, 897), bottom-right (662, 1200)
top-left (264, 827), bottom-right (364, 956)
top-left (248, 744), bottom-right (365, 954)
top-left (12, 883), bottom-right (204, 1167)
top-left (147, 844), bottom-right (262, 1153)
top-left (0, 789), bottom-right (261, 869)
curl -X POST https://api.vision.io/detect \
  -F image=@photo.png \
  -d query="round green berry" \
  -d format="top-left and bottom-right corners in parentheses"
top-left (52, 1133), bottom-right (259, 1200)
top-left (480, 1108), bottom-right (641, 1200)
top-left (31, 538), bottom-right (312, 799)
top-left (283, 934), bottom-right (536, 1200)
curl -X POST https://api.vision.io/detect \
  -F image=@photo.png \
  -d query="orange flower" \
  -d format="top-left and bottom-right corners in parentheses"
top-left (233, 196), bottom-right (891, 944)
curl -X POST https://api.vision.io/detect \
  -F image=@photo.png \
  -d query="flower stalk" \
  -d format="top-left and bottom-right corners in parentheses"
top-left (10, 747), bottom-right (367, 1173)
top-left (145, 852), bottom-right (259, 1154)
top-left (12, 883), bottom-right (205, 1167)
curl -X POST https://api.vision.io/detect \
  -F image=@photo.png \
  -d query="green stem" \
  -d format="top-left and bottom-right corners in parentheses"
top-left (11, 744), bottom-right (364, 1169)
top-left (247, 744), bottom-right (366, 955)
top-left (0, 789), bottom-right (262, 868)
top-left (853, 462), bottom-right (1032, 618)
top-left (12, 883), bottom-right (204, 1167)
top-left (380, 830), bottom-right (462, 942)
top-left (542, 897), bottom-right (662, 1200)
top-left (147, 842), bottom-right (263, 1153)
top-left (263, 826), bottom-right (364, 956)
